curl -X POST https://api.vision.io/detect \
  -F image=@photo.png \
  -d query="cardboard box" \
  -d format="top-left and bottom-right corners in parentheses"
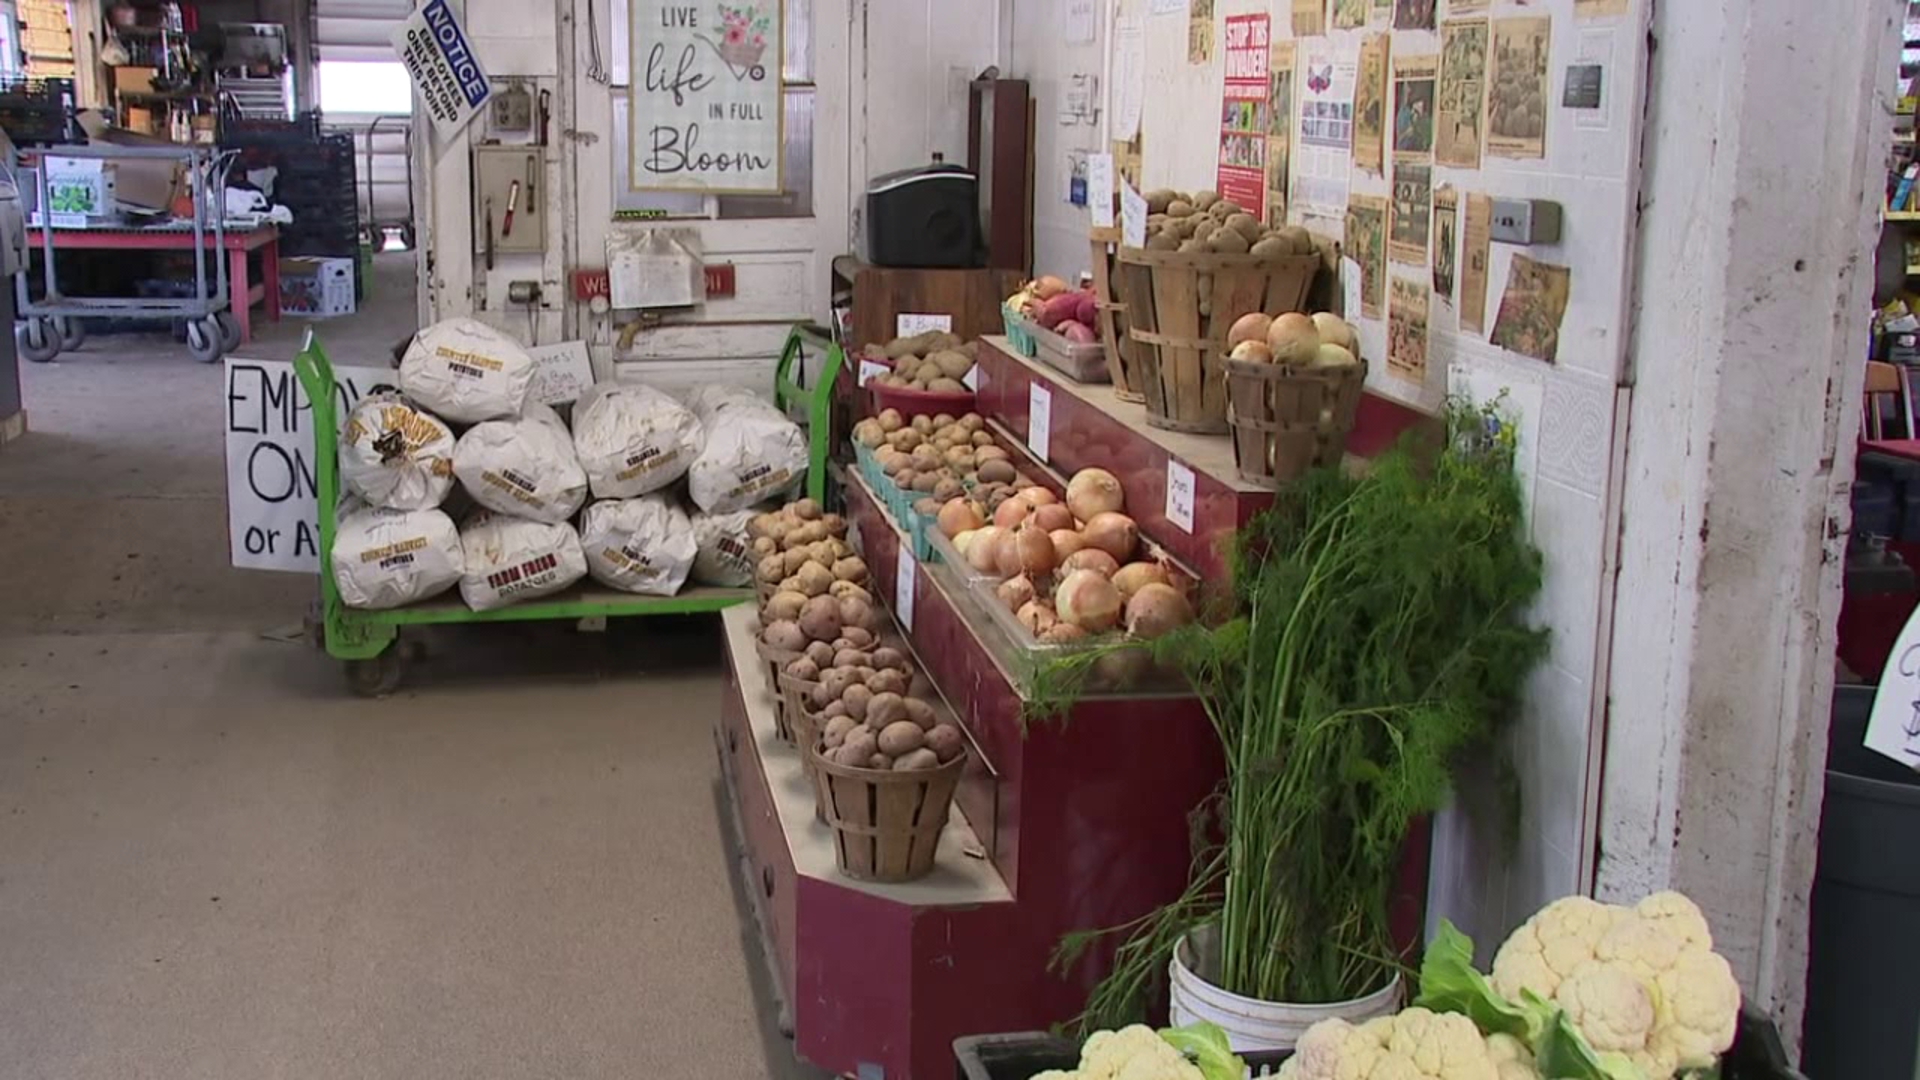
top-left (112, 66), bottom-right (159, 95)
top-left (279, 257), bottom-right (356, 318)
top-left (73, 111), bottom-right (187, 213)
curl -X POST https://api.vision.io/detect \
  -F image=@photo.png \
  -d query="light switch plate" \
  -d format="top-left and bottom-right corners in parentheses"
top-left (1489, 198), bottom-right (1563, 246)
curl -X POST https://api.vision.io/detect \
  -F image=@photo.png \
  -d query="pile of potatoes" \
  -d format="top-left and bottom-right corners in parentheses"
top-left (1136, 188), bottom-right (1328, 259)
top-left (864, 332), bottom-right (977, 394)
top-left (789, 645), bottom-right (967, 772)
top-left (752, 499), bottom-right (879, 635)
top-left (854, 410), bottom-right (1042, 513)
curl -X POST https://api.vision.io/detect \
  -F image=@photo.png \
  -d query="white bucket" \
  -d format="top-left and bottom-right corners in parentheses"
top-left (1167, 930), bottom-right (1403, 1053)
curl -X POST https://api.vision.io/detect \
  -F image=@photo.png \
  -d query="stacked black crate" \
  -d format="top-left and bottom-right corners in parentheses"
top-left (222, 115), bottom-right (365, 300)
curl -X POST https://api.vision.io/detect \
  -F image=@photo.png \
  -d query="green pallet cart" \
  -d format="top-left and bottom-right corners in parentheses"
top-left (294, 323), bottom-right (846, 695)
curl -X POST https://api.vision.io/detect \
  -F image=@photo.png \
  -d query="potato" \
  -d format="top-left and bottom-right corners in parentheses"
top-left (933, 477), bottom-right (965, 502)
top-left (832, 556), bottom-right (869, 584)
top-left (763, 590), bottom-right (808, 623)
top-left (911, 472), bottom-right (941, 493)
top-left (904, 698), bottom-right (938, 731)
top-left (785, 656), bottom-right (820, 681)
top-left (829, 580), bottom-right (872, 603)
top-left (893, 748), bottom-right (941, 771)
top-left (871, 646), bottom-right (909, 672)
top-left (823, 716), bottom-right (858, 748)
top-left (804, 640), bottom-right (835, 668)
top-left (839, 595), bottom-right (876, 631)
top-left (1178, 237), bottom-right (1208, 254)
top-left (1191, 190), bottom-right (1219, 211)
top-left (817, 666), bottom-right (860, 703)
top-left (1166, 199), bottom-right (1194, 218)
top-left (836, 731), bottom-right (879, 766)
top-left (866, 691), bottom-right (909, 728)
top-left (925, 724), bottom-right (966, 763)
top-left (867, 668), bottom-right (908, 697)
top-left (834, 649), bottom-right (874, 669)
top-left (854, 419), bottom-right (886, 448)
top-left (911, 414), bottom-right (934, 434)
top-left (1146, 231), bottom-right (1181, 251)
top-left (877, 720), bottom-right (927, 757)
top-left (821, 700), bottom-right (849, 721)
top-left (928, 378), bottom-right (966, 393)
top-left (842, 683), bottom-right (874, 720)
top-left (762, 620), bottom-right (806, 653)
top-left (1250, 236), bottom-right (1293, 258)
top-left (895, 469), bottom-right (920, 490)
top-left (799, 594), bottom-right (843, 642)
top-left (757, 555), bottom-right (785, 584)
top-left (1226, 213), bottom-right (1263, 243)
top-left (839, 626), bottom-right (875, 649)
top-left (1208, 228), bottom-right (1250, 254)
top-left (869, 753), bottom-right (894, 770)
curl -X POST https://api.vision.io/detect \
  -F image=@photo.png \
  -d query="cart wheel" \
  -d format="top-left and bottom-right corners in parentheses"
top-left (185, 317), bottom-right (223, 364)
top-left (344, 651), bottom-right (407, 697)
top-left (17, 317), bottom-right (60, 363)
top-left (57, 317), bottom-right (85, 351)
top-left (215, 311), bottom-right (242, 353)
top-left (398, 224), bottom-right (416, 251)
top-left (751, 63), bottom-right (766, 80)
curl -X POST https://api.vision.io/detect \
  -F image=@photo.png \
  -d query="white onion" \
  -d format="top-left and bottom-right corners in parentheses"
top-left (1111, 561), bottom-right (1172, 601)
top-left (1056, 569), bottom-right (1122, 633)
top-left (1125, 583), bottom-right (1193, 639)
top-left (1066, 468), bottom-right (1125, 522)
top-left (1082, 512), bottom-right (1140, 563)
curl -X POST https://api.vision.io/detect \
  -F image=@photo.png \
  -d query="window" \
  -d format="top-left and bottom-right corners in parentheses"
top-left (317, 61), bottom-right (413, 116)
top-left (611, 0), bottom-right (813, 219)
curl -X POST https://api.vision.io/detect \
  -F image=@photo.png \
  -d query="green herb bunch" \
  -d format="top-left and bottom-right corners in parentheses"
top-left (1053, 400), bottom-right (1548, 1030)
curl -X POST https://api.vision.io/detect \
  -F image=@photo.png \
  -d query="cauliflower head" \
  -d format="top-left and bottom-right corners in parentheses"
top-left (1279, 1008), bottom-right (1502, 1080)
top-left (1076, 1024), bottom-right (1203, 1080)
top-left (1490, 892), bottom-right (1739, 1079)
top-left (1483, 1034), bottom-right (1541, 1080)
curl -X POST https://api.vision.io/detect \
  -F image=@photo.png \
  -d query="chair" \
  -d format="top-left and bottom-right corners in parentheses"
top-left (1864, 360), bottom-right (1910, 440)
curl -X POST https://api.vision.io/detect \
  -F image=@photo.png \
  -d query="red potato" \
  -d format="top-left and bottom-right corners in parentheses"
top-left (1071, 291), bottom-right (1099, 326)
top-left (1037, 292), bottom-right (1083, 331)
top-left (1063, 322), bottom-right (1098, 344)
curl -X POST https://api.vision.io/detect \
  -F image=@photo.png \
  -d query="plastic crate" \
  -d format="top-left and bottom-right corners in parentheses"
top-left (1002, 302), bottom-right (1038, 357)
top-left (953, 1034), bottom-right (1288, 1079)
top-left (1032, 322), bottom-right (1110, 384)
top-left (953, 1010), bottom-right (1805, 1080)
top-left (852, 440), bottom-right (936, 560)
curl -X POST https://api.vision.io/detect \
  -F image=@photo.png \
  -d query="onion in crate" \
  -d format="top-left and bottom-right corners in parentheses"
top-left (1056, 570), bottom-right (1123, 633)
top-left (1082, 512), bottom-right (1140, 563)
top-left (1266, 312), bottom-right (1321, 365)
top-left (1065, 468), bottom-right (1125, 521)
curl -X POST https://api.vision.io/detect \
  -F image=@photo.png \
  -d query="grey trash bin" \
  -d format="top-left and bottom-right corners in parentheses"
top-left (1803, 686), bottom-right (1920, 1079)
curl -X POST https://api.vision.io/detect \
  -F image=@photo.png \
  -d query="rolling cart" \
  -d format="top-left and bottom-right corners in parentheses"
top-left (294, 323), bottom-right (848, 695)
top-left (11, 143), bottom-right (244, 364)
top-left (361, 115), bottom-right (415, 250)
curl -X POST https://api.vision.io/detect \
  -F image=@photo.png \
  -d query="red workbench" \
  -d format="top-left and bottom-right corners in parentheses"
top-left (24, 224), bottom-right (280, 344)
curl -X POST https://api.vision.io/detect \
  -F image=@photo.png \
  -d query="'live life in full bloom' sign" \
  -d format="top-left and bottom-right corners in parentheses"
top-left (629, 1), bottom-right (784, 194)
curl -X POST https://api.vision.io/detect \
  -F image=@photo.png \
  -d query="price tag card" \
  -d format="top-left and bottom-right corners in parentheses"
top-left (962, 364), bottom-right (979, 391)
top-left (896, 313), bottom-right (953, 337)
top-left (1120, 181), bottom-right (1149, 248)
top-left (1088, 153), bottom-right (1115, 228)
top-left (895, 549), bottom-right (917, 631)
top-left (1028, 382), bottom-right (1053, 461)
top-left (1166, 458), bottom-right (1196, 534)
top-left (858, 359), bottom-right (889, 387)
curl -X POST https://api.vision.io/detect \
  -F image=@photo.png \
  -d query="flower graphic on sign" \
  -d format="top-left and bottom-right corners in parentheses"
top-left (702, 3), bottom-right (771, 79)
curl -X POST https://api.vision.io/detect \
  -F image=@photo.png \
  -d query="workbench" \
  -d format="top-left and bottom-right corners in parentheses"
top-left (24, 223), bottom-right (281, 344)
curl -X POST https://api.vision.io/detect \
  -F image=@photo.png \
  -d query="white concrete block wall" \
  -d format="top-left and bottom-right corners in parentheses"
top-left (1089, 0), bottom-right (1652, 951)
top-left (1010, 0), bottom-right (1108, 282)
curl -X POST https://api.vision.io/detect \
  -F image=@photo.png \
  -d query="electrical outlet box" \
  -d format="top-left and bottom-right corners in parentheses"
top-left (1489, 198), bottom-right (1563, 246)
top-left (472, 147), bottom-right (546, 254)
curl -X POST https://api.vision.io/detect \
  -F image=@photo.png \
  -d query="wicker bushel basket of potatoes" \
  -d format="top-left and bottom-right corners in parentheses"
top-left (1118, 189), bottom-right (1325, 434)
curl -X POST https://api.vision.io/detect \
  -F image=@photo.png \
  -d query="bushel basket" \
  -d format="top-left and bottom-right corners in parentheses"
top-left (811, 743), bottom-right (965, 883)
top-left (1116, 247), bottom-right (1320, 433)
top-left (1091, 226), bottom-right (1152, 402)
top-left (754, 636), bottom-right (804, 741)
top-left (1225, 356), bottom-right (1367, 489)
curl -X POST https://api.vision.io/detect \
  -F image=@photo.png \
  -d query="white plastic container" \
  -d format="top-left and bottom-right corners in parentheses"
top-left (1167, 930), bottom-right (1402, 1053)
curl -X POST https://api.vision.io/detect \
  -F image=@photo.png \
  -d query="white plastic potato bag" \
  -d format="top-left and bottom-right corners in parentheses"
top-left (457, 512), bottom-right (587, 611)
top-left (399, 317), bottom-right (536, 423)
top-left (331, 502), bottom-right (463, 610)
top-left (339, 392), bottom-right (456, 510)
top-left (452, 402), bottom-right (589, 524)
top-left (571, 382), bottom-right (704, 499)
top-left (684, 385), bottom-right (807, 514)
top-left (690, 509), bottom-right (756, 587)
top-left (580, 495), bottom-right (697, 596)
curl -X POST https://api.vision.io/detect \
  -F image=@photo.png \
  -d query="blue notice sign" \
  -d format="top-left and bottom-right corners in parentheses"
top-left (391, 0), bottom-right (492, 138)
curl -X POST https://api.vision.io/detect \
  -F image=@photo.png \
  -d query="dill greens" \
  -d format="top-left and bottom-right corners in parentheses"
top-left (1050, 400), bottom-right (1547, 1029)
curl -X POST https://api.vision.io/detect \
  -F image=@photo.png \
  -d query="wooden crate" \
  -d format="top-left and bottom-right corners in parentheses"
top-left (1225, 357), bottom-right (1368, 488)
top-left (1116, 247), bottom-right (1320, 433)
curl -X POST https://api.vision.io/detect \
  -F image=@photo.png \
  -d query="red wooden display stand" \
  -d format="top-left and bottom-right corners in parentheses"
top-left (715, 335), bottom-right (1439, 1078)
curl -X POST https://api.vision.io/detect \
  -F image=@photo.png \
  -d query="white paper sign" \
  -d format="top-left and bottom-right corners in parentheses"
top-left (1166, 459), bottom-right (1196, 534)
top-left (628, 0), bottom-right (784, 194)
top-left (1112, 17), bottom-right (1145, 141)
top-left (526, 341), bottom-right (595, 405)
top-left (1121, 181), bottom-right (1149, 249)
top-left (896, 313), bottom-right (953, 337)
top-left (858, 358), bottom-right (889, 387)
top-left (895, 548), bottom-right (917, 631)
top-left (390, 0), bottom-right (492, 140)
top-left (1065, 0), bottom-right (1097, 43)
top-left (1342, 256), bottom-right (1364, 322)
top-left (1088, 154), bottom-right (1115, 228)
top-left (1150, 0), bottom-right (1187, 15)
top-left (962, 364), bottom-right (979, 391)
top-left (1028, 382), bottom-right (1053, 461)
top-left (1867, 609), bottom-right (1920, 771)
top-left (225, 357), bottom-right (394, 573)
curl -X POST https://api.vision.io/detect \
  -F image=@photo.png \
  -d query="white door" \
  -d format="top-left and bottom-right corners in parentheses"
top-left (576, 0), bottom-right (850, 390)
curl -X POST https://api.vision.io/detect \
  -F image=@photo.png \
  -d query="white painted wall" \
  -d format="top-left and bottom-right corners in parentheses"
top-left (1009, 0), bottom-right (1108, 283)
top-left (1097, 0), bottom-right (1645, 958)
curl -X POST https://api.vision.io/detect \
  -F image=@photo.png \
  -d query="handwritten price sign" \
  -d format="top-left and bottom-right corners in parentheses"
top-left (631, 1), bottom-right (784, 194)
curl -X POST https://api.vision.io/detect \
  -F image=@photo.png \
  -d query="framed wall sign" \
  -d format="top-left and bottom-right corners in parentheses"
top-left (628, 0), bottom-right (785, 194)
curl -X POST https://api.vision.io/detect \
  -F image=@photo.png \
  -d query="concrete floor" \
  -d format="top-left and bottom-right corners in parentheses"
top-left (0, 255), bottom-right (820, 1079)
